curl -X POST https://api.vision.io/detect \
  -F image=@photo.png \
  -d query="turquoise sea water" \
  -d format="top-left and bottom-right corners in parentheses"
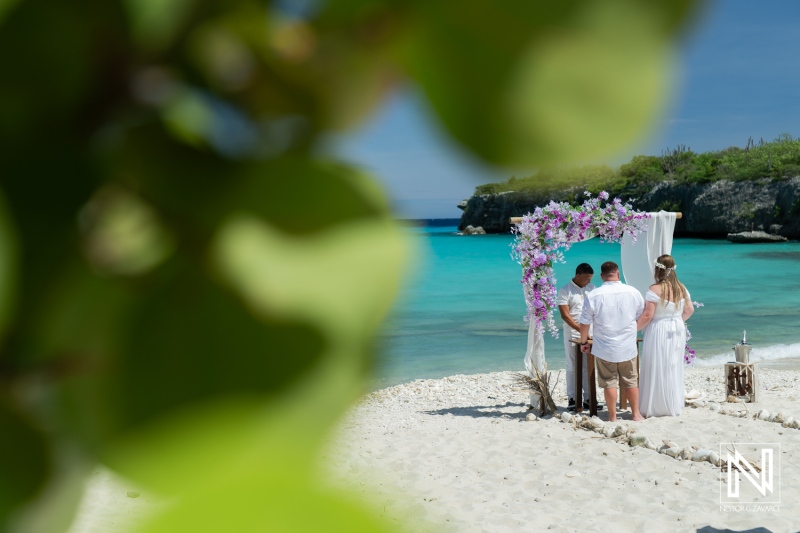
top-left (375, 226), bottom-right (800, 387)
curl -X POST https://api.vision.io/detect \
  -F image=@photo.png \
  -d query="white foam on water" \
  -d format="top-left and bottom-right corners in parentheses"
top-left (693, 342), bottom-right (800, 367)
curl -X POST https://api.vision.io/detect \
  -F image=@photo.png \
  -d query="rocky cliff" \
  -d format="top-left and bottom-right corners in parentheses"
top-left (457, 177), bottom-right (800, 238)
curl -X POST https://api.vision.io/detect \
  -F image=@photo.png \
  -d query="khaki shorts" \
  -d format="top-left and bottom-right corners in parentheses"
top-left (595, 357), bottom-right (638, 389)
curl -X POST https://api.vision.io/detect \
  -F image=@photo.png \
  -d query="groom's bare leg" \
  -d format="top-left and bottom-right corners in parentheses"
top-left (626, 388), bottom-right (645, 421)
top-left (604, 388), bottom-right (617, 421)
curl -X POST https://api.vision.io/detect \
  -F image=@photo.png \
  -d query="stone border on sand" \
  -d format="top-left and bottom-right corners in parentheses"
top-left (557, 413), bottom-right (721, 467)
top-left (555, 401), bottom-right (800, 469)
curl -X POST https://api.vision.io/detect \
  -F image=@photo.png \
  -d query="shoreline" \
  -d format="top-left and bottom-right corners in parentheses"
top-left (371, 354), bottom-right (800, 392)
top-left (324, 363), bottom-right (800, 532)
top-left (758, 356), bottom-right (800, 371)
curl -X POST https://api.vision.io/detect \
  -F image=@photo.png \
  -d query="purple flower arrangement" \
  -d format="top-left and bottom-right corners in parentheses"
top-left (511, 192), bottom-right (650, 337)
top-left (684, 343), bottom-right (696, 365)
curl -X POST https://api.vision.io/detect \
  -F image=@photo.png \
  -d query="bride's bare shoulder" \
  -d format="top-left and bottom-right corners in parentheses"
top-left (648, 284), bottom-right (661, 295)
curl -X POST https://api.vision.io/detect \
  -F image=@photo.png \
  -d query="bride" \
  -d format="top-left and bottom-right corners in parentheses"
top-left (636, 254), bottom-right (694, 417)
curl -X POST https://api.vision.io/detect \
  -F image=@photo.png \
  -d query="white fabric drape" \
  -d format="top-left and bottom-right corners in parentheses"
top-left (620, 211), bottom-right (676, 296)
top-left (524, 319), bottom-right (545, 377)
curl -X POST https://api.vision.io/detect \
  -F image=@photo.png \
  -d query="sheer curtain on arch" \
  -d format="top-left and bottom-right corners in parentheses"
top-left (621, 211), bottom-right (677, 296)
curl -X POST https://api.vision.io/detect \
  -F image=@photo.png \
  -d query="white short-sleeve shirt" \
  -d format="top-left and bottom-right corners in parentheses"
top-left (578, 281), bottom-right (644, 363)
top-left (557, 280), bottom-right (595, 340)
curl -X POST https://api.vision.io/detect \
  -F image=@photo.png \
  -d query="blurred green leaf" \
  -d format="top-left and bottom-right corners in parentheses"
top-left (0, 0), bottom-right (21, 26)
top-left (97, 183), bottom-right (404, 498)
top-left (8, 445), bottom-right (88, 533)
top-left (0, 188), bottom-right (16, 344)
top-left (0, 0), bottom-right (101, 139)
top-left (512, 5), bottom-right (672, 163)
top-left (25, 260), bottom-right (132, 366)
top-left (212, 2), bottom-right (405, 132)
top-left (104, 190), bottom-right (408, 492)
top-left (301, 7), bottom-right (406, 132)
top-left (642, 0), bottom-right (699, 36)
top-left (230, 157), bottom-right (391, 235)
top-left (29, 259), bottom-right (137, 452)
top-left (212, 216), bottom-right (408, 341)
top-left (401, 0), bottom-right (695, 166)
top-left (161, 88), bottom-right (215, 148)
top-left (114, 125), bottom-right (392, 237)
top-left (188, 23), bottom-right (257, 93)
top-left (110, 122), bottom-right (242, 235)
top-left (0, 399), bottom-right (50, 526)
top-left (79, 186), bottom-right (175, 277)
top-left (50, 144), bottom-right (403, 456)
top-left (101, 398), bottom-right (402, 532)
top-left (122, 0), bottom-right (196, 51)
top-left (114, 261), bottom-right (327, 432)
top-left (51, 258), bottom-right (327, 453)
top-left (135, 472), bottom-right (400, 533)
top-left (102, 373), bottom-right (354, 494)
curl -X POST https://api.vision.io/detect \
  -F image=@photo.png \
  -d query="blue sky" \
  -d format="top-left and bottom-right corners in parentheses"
top-left (334, 0), bottom-right (800, 219)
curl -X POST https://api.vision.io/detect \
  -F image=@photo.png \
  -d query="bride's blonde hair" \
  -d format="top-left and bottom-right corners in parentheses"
top-left (654, 254), bottom-right (690, 307)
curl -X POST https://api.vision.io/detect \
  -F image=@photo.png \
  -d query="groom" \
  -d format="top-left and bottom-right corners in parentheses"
top-left (578, 261), bottom-right (645, 422)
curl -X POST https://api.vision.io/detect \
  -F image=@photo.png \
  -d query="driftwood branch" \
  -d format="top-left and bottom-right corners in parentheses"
top-left (515, 368), bottom-right (559, 416)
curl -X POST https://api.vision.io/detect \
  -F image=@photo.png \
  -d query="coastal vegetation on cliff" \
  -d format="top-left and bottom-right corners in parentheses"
top-left (460, 135), bottom-right (800, 237)
top-left (476, 134), bottom-right (800, 200)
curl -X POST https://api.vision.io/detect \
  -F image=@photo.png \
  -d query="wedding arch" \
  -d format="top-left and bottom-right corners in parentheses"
top-left (510, 192), bottom-right (682, 412)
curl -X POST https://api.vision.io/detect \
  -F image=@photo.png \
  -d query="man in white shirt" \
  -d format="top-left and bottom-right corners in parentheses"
top-left (578, 261), bottom-right (645, 422)
top-left (557, 263), bottom-right (596, 412)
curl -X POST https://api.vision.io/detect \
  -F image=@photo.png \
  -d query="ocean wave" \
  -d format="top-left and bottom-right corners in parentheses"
top-left (693, 342), bottom-right (800, 367)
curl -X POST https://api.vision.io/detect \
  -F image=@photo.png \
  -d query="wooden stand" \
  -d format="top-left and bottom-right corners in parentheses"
top-left (724, 362), bottom-right (758, 402)
top-left (570, 340), bottom-right (597, 417)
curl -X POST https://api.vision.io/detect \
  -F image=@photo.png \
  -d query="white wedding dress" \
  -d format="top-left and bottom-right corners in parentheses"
top-left (639, 289), bottom-right (689, 417)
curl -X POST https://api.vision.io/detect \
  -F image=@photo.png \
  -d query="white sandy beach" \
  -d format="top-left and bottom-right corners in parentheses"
top-left (65, 361), bottom-right (800, 532)
top-left (322, 363), bottom-right (800, 533)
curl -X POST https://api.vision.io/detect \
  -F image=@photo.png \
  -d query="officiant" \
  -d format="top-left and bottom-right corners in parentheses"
top-left (557, 263), bottom-right (598, 412)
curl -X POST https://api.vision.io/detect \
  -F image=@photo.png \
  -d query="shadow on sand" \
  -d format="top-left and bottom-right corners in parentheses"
top-left (421, 402), bottom-right (531, 421)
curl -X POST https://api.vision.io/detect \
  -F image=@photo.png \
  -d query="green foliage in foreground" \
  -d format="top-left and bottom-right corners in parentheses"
top-left (475, 134), bottom-right (800, 197)
top-left (0, 0), bottom-right (698, 531)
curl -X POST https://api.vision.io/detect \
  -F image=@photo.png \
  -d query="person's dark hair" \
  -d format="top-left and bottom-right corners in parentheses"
top-left (575, 263), bottom-right (593, 275)
top-left (600, 261), bottom-right (619, 275)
